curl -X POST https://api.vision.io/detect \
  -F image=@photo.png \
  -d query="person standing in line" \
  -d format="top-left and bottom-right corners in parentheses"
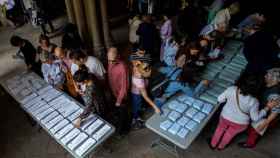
top-left (107, 47), bottom-right (130, 135)
top-left (160, 15), bottom-right (172, 62)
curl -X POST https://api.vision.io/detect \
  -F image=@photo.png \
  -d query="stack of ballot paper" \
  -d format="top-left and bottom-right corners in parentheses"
top-left (168, 123), bottom-right (181, 135)
top-left (193, 112), bottom-right (206, 123)
top-left (61, 128), bottom-right (81, 145)
top-left (185, 107), bottom-right (198, 118)
top-left (50, 119), bottom-right (70, 134)
top-left (85, 119), bottom-right (104, 135)
top-left (92, 125), bottom-right (111, 141)
top-left (175, 103), bottom-right (188, 113)
top-left (68, 132), bottom-right (88, 150)
top-left (192, 100), bottom-right (204, 110)
top-left (160, 120), bottom-right (173, 131)
top-left (183, 96), bottom-right (195, 106)
top-left (185, 120), bottom-right (198, 131)
top-left (75, 138), bottom-right (96, 157)
top-left (177, 128), bottom-right (189, 138)
top-left (177, 116), bottom-right (190, 127)
top-left (168, 111), bottom-right (181, 122)
top-left (167, 100), bottom-right (180, 110)
top-left (54, 124), bottom-right (74, 139)
top-left (202, 103), bottom-right (213, 114)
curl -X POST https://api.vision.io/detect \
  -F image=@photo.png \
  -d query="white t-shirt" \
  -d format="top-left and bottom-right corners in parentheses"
top-left (218, 86), bottom-right (267, 125)
top-left (71, 56), bottom-right (106, 80)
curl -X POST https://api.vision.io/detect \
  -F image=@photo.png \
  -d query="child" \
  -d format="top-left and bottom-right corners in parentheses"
top-left (131, 58), bottom-right (160, 129)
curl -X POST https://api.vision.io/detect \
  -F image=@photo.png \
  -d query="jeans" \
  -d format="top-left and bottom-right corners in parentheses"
top-left (131, 93), bottom-right (143, 119)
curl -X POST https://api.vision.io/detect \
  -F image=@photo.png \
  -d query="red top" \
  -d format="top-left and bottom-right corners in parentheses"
top-left (108, 61), bottom-right (129, 105)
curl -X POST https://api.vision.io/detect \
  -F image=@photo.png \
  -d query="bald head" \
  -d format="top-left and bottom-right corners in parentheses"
top-left (107, 47), bottom-right (119, 62)
top-left (54, 47), bottom-right (65, 60)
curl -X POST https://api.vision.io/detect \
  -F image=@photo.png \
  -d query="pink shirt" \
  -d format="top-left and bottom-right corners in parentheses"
top-left (131, 76), bottom-right (148, 95)
top-left (108, 61), bottom-right (129, 105)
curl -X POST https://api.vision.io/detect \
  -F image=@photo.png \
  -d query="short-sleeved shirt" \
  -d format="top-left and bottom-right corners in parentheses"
top-left (131, 76), bottom-right (147, 95)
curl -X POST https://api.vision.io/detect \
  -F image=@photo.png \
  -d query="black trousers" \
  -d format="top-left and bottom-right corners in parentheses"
top-left (114, 105), bottom-right (130, 135)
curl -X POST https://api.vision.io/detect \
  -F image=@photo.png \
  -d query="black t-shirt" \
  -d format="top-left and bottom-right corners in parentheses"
top-left (20, 40), bottom-right (37, 66)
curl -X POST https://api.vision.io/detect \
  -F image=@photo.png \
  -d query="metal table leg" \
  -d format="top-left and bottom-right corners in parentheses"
top-left (150, 137), bottom-right (181, 158)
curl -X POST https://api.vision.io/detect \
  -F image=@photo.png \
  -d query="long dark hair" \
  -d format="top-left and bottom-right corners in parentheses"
top-left (235, 72), bottom-right (263, 98)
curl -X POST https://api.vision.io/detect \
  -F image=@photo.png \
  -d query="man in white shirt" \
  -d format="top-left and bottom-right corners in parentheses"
top-left (70, 50), bottom-right (106, 80)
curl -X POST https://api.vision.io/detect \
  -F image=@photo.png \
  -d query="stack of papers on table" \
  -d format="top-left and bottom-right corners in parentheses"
top-left (175, 103), bottom-right (188, 113)
top-left (85, 119), bottom-right (104, 135)
top-left (185, 107), bottom-right (198, 118)
top-left (54, 124), bottom-right (74, 139)
top-left (68, 132), bottom-right (88, 150)
top-left (160, 120), bottom-right (173, 131)
top-left (192, 100), bottom-right (204, 110)
top-left (177, 128), bottom-right (190, 138)
top-left (202, 103), bottom-right (213, 114)
top-left (185, 120), bottom-right (198, 131)
top-left (92, 124), bottom-right (111, 141)
top-left (167, 100), bottom-right (180, 110)
top-left (193, 112), bottom-right (206, 123)
top-left (168, 123), bottom-right (181, 135)
top-left (45, 115), bottom-right (64, 129)
top-left (177, 116), bottom-right (190, 127)
top-left (168, 111), bottom-right (181, 122)
top-left (75, 138), bottom-right (96, 157)
top-left (184, 96), bottom-right (195, 106)
top-left (61, 128), bottom-right (81, 145)
top-left (50, 119), bottom-right (70, 134)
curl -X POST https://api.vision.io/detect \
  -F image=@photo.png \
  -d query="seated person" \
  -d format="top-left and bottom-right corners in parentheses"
top-left (240, 68), bottom-right (280, 148)
top-left (10, 35), bottom-right (42, 76)
top-left (73, 66), bottom-right (106, 128)
top-left (155, 52), bottom-right (209, 107)
top-left (40, 51), bottom-right (65, 89)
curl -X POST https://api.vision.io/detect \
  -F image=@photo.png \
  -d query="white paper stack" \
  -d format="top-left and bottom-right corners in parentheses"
top-left (168, 123), bottom-right (181, 135)
top-left (20, 93), bottom-right (38, 105)
top-left (23, 96), bottom-right (43, 109)
top-left (61, 128), bottom-right (81, 145)
top-left (59, 103), bottom-right (80, 117)
top-left (177, 95), bottom-right (188, 102)
top-left (28, 101), bottom-right (47, 114)
top-left (33, 104), bottom-right (50, 116)
top-left (202, 103), bottom-right (213, 114)
top-left (167, 100), bottom-right (180, 110)
top-left (177, 128), bottom-right (189, 138)
top-left (68, 109), bottom-right (83, 121)
top-left (75, 138), bottom-right (96, 157)
top-left (36, 108), bottom-right (54, 120)
top-left (41, 111), bottom-right (59, 125)
top-left (168, 111), bottom-right (181, 122)
top-left (160, 119), bottom-right (173, 131)
top-left (185, 120), bottom-right (198, 131)
top-left (185, 107), bottom-right (198, 118)
top-left (85, 119), bottom-right (103, 135)
top-left (192, 100), bottom-right (204, 110)
top-left (45, 115), bottom-right (64, 129)
top-left (184, 96), bottom-right (195, 106)
top-left (80, 115), bottom-right (97, 131)
top-left (92, 125), bottom-right (111, 141)
top-left (177, 116), bottom-right (190, 127)
top-left (38, 85), bottom-right (52, 95)
top-left (175, 103), bottom-right (188, 113)
top-left (193, 112), bottom-right (206, 123)
top-left (50, 119), bottom-right (70, 134)
top-left (161, 108), bottom-right (170, 117)
top-left (68, 132), bottom-right (88, 150)
top-left (55, 124), bottom-right (74, 139)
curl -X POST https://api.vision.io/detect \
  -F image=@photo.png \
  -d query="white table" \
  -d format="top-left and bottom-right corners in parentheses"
top-left (0, 70), bottom-right (115, 158)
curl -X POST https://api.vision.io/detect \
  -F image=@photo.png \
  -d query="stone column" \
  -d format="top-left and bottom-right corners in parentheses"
top-left (72, 0), bottom-right (89, 43)
top-left (84, 0), bottom-right (105, 58)
top-left (99, 0), bottom-right (114, 48)
top-left (64, 0), bottom-right (76, 24)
